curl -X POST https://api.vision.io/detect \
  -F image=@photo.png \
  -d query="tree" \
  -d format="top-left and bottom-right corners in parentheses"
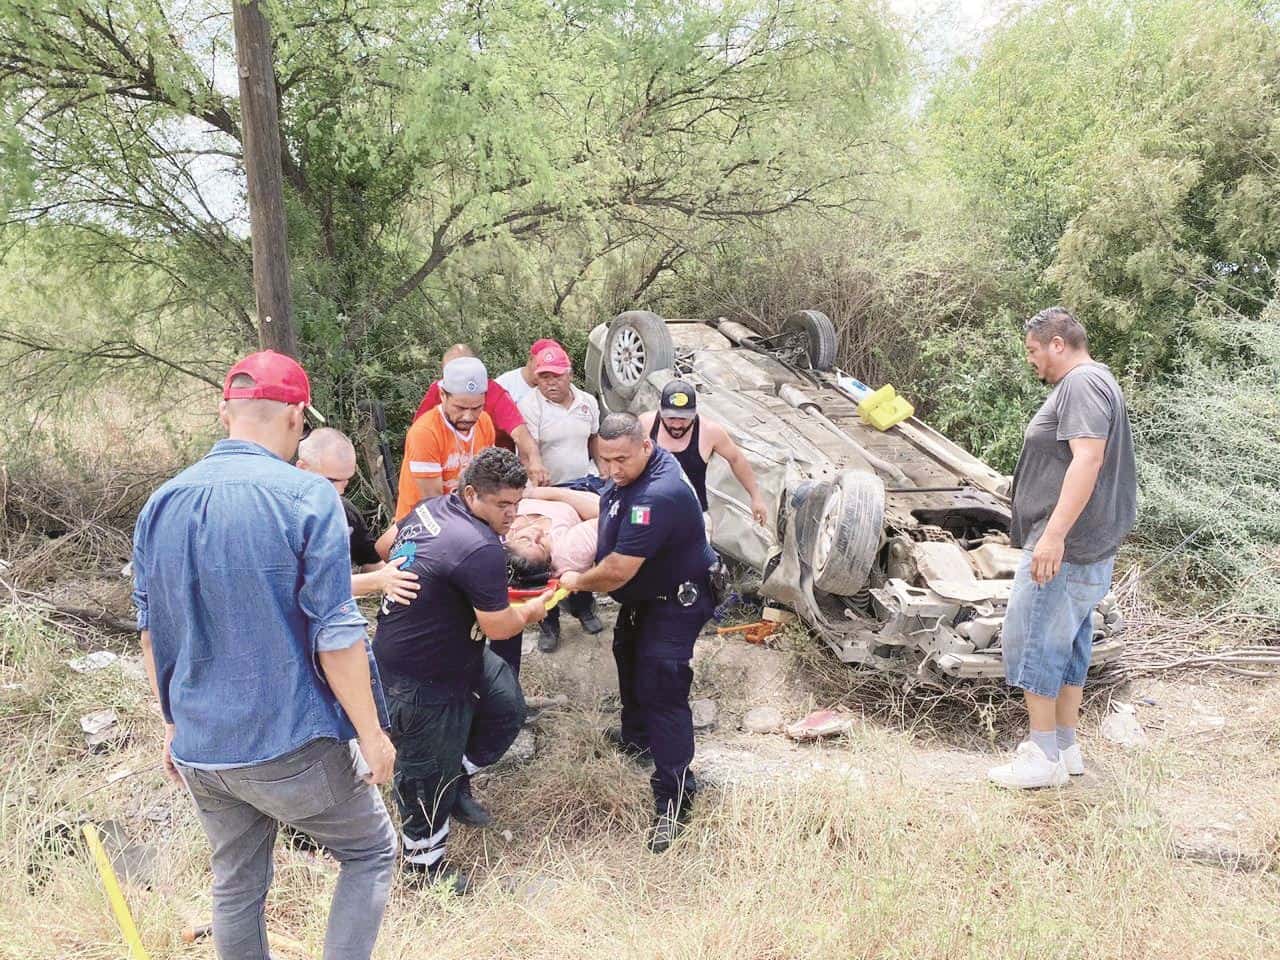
top-left (928, 0), bottom-right (1280, 373)
top-left (0, 0), bottom-right (905, 424)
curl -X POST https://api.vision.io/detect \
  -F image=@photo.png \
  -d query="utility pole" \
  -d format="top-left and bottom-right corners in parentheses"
top-left (231, 0), bottom-right (298, 357)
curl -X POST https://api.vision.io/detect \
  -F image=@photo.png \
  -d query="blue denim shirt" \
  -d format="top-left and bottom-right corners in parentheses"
top-left (132, 439), bottom-right (385, 768)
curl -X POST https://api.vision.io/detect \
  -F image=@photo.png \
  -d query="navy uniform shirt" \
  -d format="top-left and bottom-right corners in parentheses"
top-left (596, 447), bottom-right (716, 608)
top-left (373, 494), bottom-right (508, 697)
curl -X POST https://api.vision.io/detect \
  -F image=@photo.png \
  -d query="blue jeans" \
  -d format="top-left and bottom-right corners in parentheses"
top-left (177, 738), bottom-right (396, 960)
top-left (1001, 551), bottom-right (1115, 698)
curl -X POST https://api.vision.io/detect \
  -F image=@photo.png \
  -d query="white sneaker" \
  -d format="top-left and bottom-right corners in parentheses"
top-left (1061, 742), bottom-right (1085, 776)
top-left (988, 741), bottom-right (1068, 789)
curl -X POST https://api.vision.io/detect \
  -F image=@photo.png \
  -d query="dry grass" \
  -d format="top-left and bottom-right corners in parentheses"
top-left (3, 608), bottom-right (1280, 960)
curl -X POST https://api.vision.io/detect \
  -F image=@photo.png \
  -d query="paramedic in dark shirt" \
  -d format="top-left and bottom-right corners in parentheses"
top-left (373, 448), bottom-right (551, 892)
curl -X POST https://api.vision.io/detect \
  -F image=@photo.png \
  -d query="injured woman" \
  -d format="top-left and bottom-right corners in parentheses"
top-left (506, 485), bottom-right (603, 652)
top-left (505, 485), bottom-right (601, 582)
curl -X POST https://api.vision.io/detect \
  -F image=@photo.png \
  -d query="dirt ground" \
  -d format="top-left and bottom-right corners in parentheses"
top-left (520, 600), bottom-right (1280, 872)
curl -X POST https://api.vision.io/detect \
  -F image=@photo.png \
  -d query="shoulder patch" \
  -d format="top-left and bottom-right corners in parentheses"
top-left (413, 503), bottom-right (442, 537)
top-left (629, 505), bottom-right (651, 526)
top-left (390, 540), bottom-right (418, 567)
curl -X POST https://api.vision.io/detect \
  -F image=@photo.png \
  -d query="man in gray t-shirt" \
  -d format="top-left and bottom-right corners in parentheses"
top-left (990, 306), bottom-right (1138, 791)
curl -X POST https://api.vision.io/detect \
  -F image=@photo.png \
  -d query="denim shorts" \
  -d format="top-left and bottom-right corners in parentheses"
top-left (1001, 551), bottom-right (1115, 697)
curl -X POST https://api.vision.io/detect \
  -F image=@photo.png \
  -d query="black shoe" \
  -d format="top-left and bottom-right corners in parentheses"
top-left (451, 775), bottom-right (492, 828)
top-left (646, 811), bottom-right (685, 853)
top-left (604, 726), bottom-right (653, 765)
top-left (537, 618), bottom-right (561, 652)
top-left (402, 860), bottom-right (472, 895)
top-left (576, 610), bottom-right (604, 635)
top-left (646, 800), bottom-right (692, 853)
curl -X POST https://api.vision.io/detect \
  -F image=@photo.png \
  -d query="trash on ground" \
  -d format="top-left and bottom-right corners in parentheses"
top-left (1100, 702), bottom-right (1148, 748)
top-left (67, 651), bottom-right (119, 673)
top-left (785, 709), bottom-right (856, 741)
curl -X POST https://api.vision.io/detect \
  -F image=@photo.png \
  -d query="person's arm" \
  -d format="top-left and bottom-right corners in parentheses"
top-left (352, 554), bottom-right (419, 603)
top-left (588, 433), bottom-right (599, 469)
top-left (474, 595), bottom-right (553, 638)
top-left (510, 424), bottom-right (550, 486)
top-left (405, 420), bottom-right (446, 504)
top-left (133, 509), bottom-right (179, 783)
top-left (456, 541), bottom-right (550, 637)
top-left (374, 523), bottom-right (398, 562)
top-left (414, 476), bottom-right (444, 502)
top-left (139, 628), bottom-right (179, 784)
top-left (560, 492), bottom-right (667, 593)
top-left (524, 485), bottom-right (601, 519)
top-left (710, 422), bottom-right (768, 525)
top-left (298, 482), bottom-right (395, 784)
top-left (560, 553), bottom-right (644, 594)
top-left (317, 641), bottom-right (395, 784)
top-left (1030, 436), bottom-right (1106, 585)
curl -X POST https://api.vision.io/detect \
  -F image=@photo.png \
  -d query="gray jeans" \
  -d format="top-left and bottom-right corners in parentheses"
top-left (177, 737), bottom-right (397, 960)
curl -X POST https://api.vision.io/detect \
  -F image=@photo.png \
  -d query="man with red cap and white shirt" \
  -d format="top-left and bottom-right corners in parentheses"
top-left (496, 337), bottom-right (561, 406)
top-left (517, 340), bottom-right (600, 486)
top-left (131, 351), bottom-right (397, 959)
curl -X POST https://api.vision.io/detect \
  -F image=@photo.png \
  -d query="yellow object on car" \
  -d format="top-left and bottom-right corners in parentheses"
top-left (857, 385), bottom-right (914, 431)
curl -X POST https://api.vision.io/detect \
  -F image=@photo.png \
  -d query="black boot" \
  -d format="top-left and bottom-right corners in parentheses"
top-left (604, 726), bottom-right (653, 765)
top-left (537, 617), bottom-right (561, 652)
top-left (576, 608), bottom-right (604, 635)
top-left (646, 801), bottom-right (690, 854)
top-left (402, 860), bottom-right (472, 895)
top-left (451, 774), bottom-right (492, 828)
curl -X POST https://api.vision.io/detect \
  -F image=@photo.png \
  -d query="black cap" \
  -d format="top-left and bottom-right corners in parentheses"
top-left (660, 379), bottom-right (697, 415)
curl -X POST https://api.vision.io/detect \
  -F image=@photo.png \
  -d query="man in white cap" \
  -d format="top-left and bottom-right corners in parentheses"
top-left (395, 356), bottom-right (495, 520)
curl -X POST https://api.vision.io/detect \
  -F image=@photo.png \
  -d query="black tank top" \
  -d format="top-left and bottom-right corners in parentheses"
top-left (651, 415), bottom-right (708, 510)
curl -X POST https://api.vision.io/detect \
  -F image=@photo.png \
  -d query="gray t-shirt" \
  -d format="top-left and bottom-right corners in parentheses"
top-left (1010, 362), bottom-right (1137, 563)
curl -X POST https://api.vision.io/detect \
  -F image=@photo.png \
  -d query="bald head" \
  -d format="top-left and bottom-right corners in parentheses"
top-left (296, 427), bottom-right (357, 493)
top-left (442, 343), bottom-right (476, 365)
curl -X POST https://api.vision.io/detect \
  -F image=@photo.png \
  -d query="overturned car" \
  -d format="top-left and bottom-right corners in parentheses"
top-left (585, 310), bottom-right (1123, 685)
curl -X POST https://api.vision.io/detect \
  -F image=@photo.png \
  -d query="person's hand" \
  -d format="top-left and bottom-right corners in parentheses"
top-left (528, 455), bottom-right (550, 488)
top-left (357, 730), bottom-right (396, 786)
top-left (375, 555), bottom-right (419, 605)
top-left (162, 722), bottom-right (180, 784)
top-left (520, 591), bottom-right (553, 625)
top-left (1031, 531), bottom-right (1065, 586)
top-left (750, 495), bottom-right (769, 526)
top-left (559, 571), bottom-right (581, 592)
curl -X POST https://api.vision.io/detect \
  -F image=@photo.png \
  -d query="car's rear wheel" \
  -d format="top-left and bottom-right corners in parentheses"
top-left (603, 311), bottom-right (674, 402)
top-left (809, 470), bottom-right (884, 596)
top-left (785, 309), bottom-right (838, 372)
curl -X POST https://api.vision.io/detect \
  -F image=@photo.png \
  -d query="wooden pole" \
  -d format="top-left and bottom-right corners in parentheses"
top-left (231, 0), bottom-right (298, 357)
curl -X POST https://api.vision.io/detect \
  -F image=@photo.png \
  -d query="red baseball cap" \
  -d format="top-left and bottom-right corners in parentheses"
top-left (530, 338), bottom-right (560, 357)
top-left (223, 350), bottom-right (312, 405)
top-left (533, 342), bottom-right (572, 375)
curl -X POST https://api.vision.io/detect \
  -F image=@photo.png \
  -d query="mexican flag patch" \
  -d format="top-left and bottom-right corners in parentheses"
top-left (629, 505), bottom-right (651, 525)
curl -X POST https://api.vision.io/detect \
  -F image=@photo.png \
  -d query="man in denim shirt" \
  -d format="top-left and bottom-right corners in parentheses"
top-left (132, 351), bottom-right (398, 960)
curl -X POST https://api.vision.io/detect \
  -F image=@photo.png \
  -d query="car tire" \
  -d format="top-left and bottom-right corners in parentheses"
top-left (809, 470), bottom-right (884, 596)
top-left (603, 311), bottom-right (675, 402)
top-left (786, 309), bottom-right (838, 372)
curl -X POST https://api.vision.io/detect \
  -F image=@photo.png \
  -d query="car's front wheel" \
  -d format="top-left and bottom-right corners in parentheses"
top-left (809, 470), bottom-right (885, 596)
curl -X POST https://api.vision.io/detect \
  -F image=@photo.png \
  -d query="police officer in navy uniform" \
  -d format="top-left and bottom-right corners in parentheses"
top-left (559, 412), bottom-right (717, 852)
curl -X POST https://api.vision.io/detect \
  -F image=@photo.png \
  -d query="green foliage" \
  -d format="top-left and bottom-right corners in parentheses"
top-left (1129, 301), bottom-right (1280, 612)
top-left (0, 0), bottom-right (907, 442)
top-left (929, 0), bottom-right (1280, 373)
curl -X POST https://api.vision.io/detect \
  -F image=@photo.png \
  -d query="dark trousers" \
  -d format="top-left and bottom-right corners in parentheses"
top-left (545, 589), bottom-right (595, 632)
top-left (489, 635), bottom-right (523, 676)
top-left (384, 649), bottom-right (525, 867)
top-left (612, 603), bottom-right (703, 815)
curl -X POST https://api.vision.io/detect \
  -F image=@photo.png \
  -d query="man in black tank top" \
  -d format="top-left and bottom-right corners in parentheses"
top-left (640, 380), bottom-right (769, 526)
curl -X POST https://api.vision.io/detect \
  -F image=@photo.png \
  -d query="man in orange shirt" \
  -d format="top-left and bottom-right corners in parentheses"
top-left (395, 357), bottom-right (496, 520)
